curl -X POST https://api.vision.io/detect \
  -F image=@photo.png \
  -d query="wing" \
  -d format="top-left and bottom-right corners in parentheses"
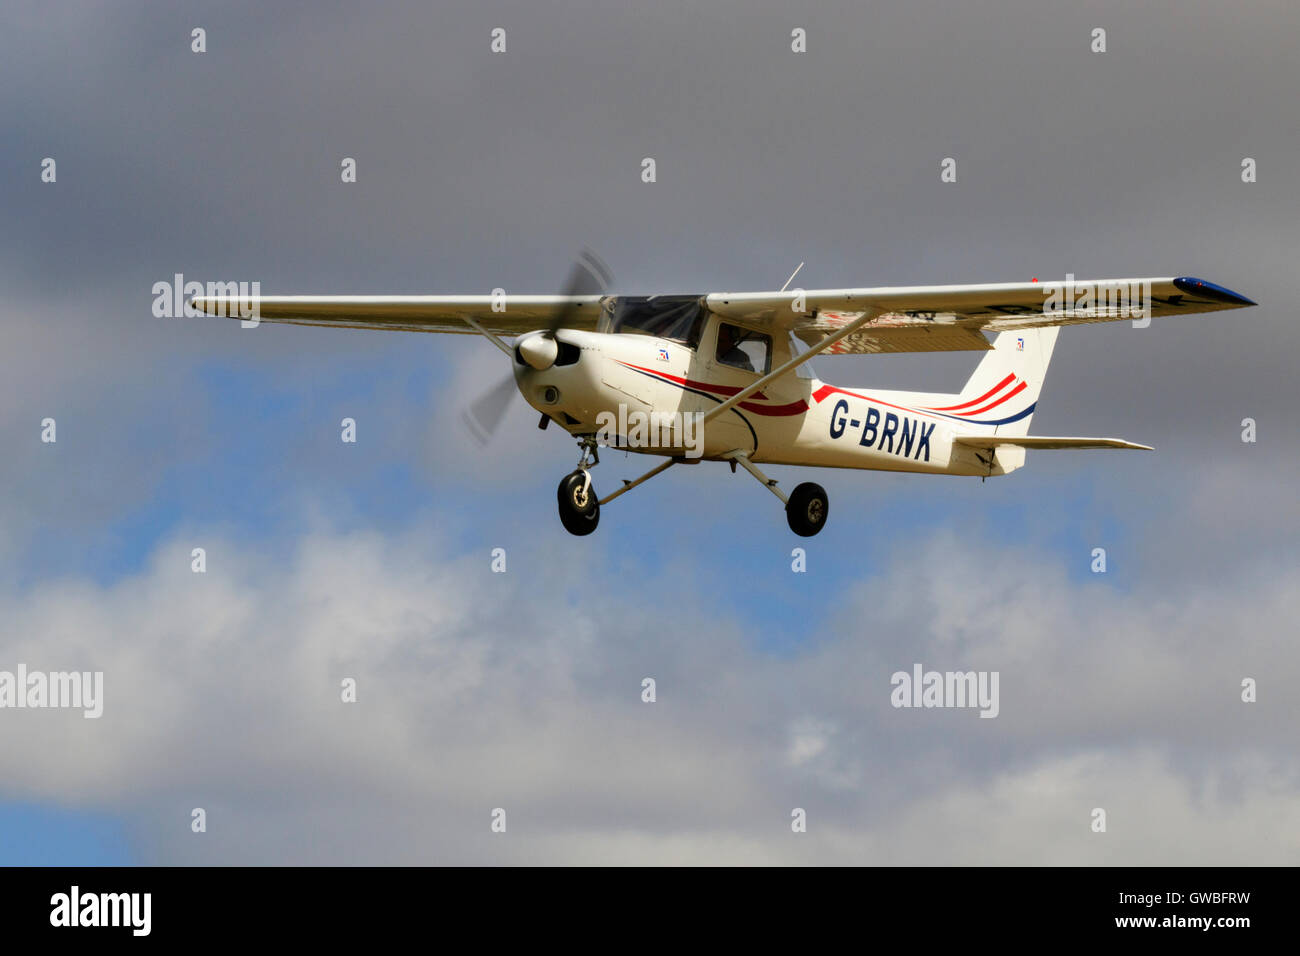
top-left (187, 294), bottom-right (606, 336)
top-left (707, 276), bottom-right (1255, 355)
top-left (954, 436), bottom-right (1153, 451)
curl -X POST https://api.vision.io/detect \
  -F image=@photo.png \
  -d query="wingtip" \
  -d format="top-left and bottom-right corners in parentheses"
top-left (1173, 277), bottom-right (1256, 307)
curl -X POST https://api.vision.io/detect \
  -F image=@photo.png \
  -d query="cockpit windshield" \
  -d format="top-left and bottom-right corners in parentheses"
top-left (605, 295), bottom-right (705, 347)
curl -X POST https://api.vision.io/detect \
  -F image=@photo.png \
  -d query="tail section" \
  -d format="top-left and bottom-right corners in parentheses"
top-left (944, 327), bottom-right (1059, 437)
top-left (934, 328), bottom-right (1149, 475)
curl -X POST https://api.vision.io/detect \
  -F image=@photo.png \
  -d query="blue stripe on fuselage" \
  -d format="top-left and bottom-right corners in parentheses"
top-left (926, 402), bottom-right (1037, 426)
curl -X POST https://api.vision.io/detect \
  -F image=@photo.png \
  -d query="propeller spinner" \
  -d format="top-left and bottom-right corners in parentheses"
top-left (460, 249), bottom-right (611, 443)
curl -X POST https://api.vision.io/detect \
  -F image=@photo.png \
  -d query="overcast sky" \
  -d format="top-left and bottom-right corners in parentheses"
top-left (1, 0), bottom-right (1297, 864)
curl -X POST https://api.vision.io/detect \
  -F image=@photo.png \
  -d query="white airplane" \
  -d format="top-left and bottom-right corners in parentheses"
top-left (191, 264), bottom-right (1255, 537)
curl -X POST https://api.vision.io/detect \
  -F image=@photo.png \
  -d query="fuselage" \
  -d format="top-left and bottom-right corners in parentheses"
top-left (516, 327), bottom-right (1012, 478)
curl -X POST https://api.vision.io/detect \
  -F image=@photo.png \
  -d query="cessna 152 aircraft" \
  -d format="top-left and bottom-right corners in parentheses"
top-left (191, 261), bottom-right (1254, 537)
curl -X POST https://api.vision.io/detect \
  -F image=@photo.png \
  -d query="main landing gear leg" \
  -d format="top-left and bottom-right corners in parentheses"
top-left (725, 451), bottom-right (829, 537)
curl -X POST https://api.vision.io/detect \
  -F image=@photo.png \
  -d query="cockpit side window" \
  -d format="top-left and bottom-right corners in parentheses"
top-left (715, 323), bottom-right (771, 375)
top-left (789, 331), bottom-right (819, 379)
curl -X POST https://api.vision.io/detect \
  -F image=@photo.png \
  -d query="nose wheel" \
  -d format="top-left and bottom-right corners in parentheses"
top-left (557, 470), bottom-right (600, 535)
top-left (557, 436), bottom-right (602, 536)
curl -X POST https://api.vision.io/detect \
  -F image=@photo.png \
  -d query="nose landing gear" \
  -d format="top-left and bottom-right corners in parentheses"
top-left (557, 471), bottom-right (600, 535)
top-left (557, 436), bottom-right (601, 535)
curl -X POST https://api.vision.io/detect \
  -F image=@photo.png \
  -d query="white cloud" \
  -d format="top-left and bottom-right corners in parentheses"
top-left (0, 520), bottom-right (1296, 864)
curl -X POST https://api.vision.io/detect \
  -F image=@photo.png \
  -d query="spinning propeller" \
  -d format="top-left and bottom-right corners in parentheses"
top-left (461, 249), bottom-right (612, 444)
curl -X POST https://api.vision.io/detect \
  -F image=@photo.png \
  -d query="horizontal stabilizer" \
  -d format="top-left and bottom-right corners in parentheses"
top-left (954, 436), bottom-right (1153, 451)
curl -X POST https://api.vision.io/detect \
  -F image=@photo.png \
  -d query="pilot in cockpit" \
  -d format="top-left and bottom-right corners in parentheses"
top-left (715, 323), bottom-right (755, 372)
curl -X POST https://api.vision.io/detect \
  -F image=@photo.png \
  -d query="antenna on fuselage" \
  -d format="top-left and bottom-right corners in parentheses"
top-left (779, 262), bottom-right (805, 293)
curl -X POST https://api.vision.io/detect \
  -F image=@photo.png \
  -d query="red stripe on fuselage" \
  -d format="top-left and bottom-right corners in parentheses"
top-left (955, 379), bottom-right (1027, 417)
top-left (811, 384), bottom-right (949, 423)
top-left (617, 362), bottom-right (769, 399)
top-left (739, 399), bottom-right (809, 416)
top-left (616, 361), bottom-right (811, 416)
top-left (926, 373), bottom-right (1016, 412)
top-left (619, 361), bottom-right (1020, 424)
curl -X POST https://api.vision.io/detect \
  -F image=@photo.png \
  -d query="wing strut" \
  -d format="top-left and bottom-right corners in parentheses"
top-left (596, 458), bottom-right (676, 507)
top-left (725, 451), bottom-right (788, 504)
top-left (461, 315), bottom-right (513, 356)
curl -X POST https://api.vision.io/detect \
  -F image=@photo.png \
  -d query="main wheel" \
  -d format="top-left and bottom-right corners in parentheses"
top-left (557, 470), bottom-right (600, 536)
top-left (786, 482), bottom-right (829, 537)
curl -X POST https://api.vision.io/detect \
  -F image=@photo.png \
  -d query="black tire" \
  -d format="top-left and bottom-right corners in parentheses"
top-left (557, 470), bottom-right (600, 536)
top-left (786, 482), bottom-right (829, 537)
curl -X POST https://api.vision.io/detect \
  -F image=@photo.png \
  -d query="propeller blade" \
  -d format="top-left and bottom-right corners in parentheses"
top-left (460, 249), bottom-right (612, 445)
top-left (547, 247), bottom-right (613, 336)
top-left (460, 372), bottom-right (518, 445)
